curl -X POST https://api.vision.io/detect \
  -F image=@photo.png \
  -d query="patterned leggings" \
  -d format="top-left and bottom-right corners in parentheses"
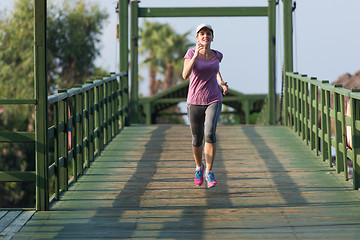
top-left (187, 101), bottom-right (222, 147)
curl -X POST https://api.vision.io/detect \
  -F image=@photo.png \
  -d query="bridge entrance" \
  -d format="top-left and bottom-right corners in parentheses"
top-left (122, 0), bottom-right (291, 124)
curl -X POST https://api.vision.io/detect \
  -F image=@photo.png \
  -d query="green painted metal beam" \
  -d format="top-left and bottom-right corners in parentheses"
top-left (282, 0), bottom-right (294, 126)
top-left (268, 0), bottom-right (276, 124)
top-left (0, 99), bottom-right (37, 104)
top-left (130, 0), bottom-right (140, 123)
top-left (0, 132), bottom-right (35, 142)
top-left (119, 0), bottom-right (130, 126)
top-left (138, 7), bottom-right (268, 18)
top-left (34, 0), bottom-right (49, 211)
top-left (0, 171), bottom-right (36, 182)
top-left (283, 0), bottom-right (293, 73)
top-left (153, 98), bottom-right (187, 104)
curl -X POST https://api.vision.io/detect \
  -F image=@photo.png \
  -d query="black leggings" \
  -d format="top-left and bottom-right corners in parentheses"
top-left (187, 102), bottom-right (222, 147)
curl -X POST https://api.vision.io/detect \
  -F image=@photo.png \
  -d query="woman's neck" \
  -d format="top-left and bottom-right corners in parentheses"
top-left (199, 47), bottom-right (215, 60)
top-left (200, 47), bottom-right (212, 55)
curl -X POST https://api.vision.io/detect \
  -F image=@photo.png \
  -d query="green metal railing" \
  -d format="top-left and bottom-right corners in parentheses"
top-left (47, 72), bottom-right (127, 203)
top-left (0, 72), bottom-right (127, 210)
top-left (283, 72), bottom-right (360, 189)
top-left (0, 99), bottom-right (37, 210)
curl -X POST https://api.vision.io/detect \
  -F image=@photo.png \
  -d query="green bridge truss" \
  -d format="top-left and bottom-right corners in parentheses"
top-left (6, 0), bottom-right (360, 214)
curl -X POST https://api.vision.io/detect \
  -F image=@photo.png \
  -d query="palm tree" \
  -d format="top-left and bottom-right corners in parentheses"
top-left (139, 20), bottom-right (193, 95)
top-left (155, 26), bottom-right (192, 90)
top-left (139, 20), bottom-right (163, 96)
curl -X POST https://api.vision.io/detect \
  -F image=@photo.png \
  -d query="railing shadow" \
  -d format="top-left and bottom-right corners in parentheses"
top-left (242, 126), bottom-right (308, 206)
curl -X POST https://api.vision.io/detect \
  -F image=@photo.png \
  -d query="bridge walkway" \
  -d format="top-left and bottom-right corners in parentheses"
top-left (11, 125), bottom-right (360, 239)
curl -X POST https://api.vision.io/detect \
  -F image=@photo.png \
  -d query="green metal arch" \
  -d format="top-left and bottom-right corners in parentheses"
top-left (139, 80), bottom-right (267, 124)
top-left (130, 0), bottom-right (278, 124)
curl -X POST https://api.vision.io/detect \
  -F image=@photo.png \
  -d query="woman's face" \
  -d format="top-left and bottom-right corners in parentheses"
top-left (196, 28), bottom-right (213, 45)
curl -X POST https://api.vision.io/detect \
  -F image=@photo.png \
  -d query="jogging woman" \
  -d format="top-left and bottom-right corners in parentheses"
top-left (182, 24), bottom-right (228, 188)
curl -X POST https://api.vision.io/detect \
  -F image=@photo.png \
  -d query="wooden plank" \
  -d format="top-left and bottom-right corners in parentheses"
top-left (0, 211), bottom-right (21, 232)
top-left (13, 125), bottom-right (360, 239)
top-left (0, 211), bottom-right (35, 240)
top-left (0, 211), bottom-right (7, 220)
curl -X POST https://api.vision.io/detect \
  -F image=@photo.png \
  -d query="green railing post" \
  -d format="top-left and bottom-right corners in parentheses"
top-left (304, 81), bottom-right (309, 144)
top-left (291, 75), bottom-right (296, 129)
top-left (118, 75), bottom-right (124, 129)
top-left (87, 81), bottom-right (95, 163)
top-left (113, 77), bottom-right (118, 135)
top-left (110, 74), bottom-right (117, 136)
top-left (320, 86), bottom-right (326, 161)
top-left (53, 101), bottom-right (60, 201)
top-left (325, 88), bottom-right (332, 167)
top-left (143, 101), bottom-right (152, 124)
top-left (283, 73), bottom-right (289, 126)
top-left (119, 0), bottom-right (130, 126)
top-left (106, 79), bottom-right (112, 142)
top-left (294, 76), bottom-right (299, 134)
top-left (57, 89), bottom-right (69, 191)
top-left (339, 94), bottom-right (347, 178)
top-left (309, 78), bottom-right (317, 151)
top-left (288, 75), bottom-right (294, 127)
top-left (320, 81), bottom-right (331, 163)
top-left (299, 76), bottom-right (304, 138)
top-left (300, 77), bottom-right (305, 140)
top-left (74, 84), bottom-right (84, 178)
top-left (298, 75), bottom-right (306, 136)
top-left (350, 94), bottom-right (360, 189)
top-left (333, 89), bottom-right (340, 165)
top-left (113, 74), bottom-right (120, 134)
top-left (94, 83), bottom-right (101, 154)
top-left (34, 0), bottom-right (49, 211)
top-left (68, 97), bottom-right (77, 183)
top-left (84, 87), bottom-right (90, 168)
top-left (244, 98), bottom-right (251, 124)
top-left (333, 85), bottom-right (345, 174)
top-left (103, 78), bottom-right (109, 144)
top-left (314, 82), bottom-right (319, 155)
top-left (99, 82), bottom-right (105, 150)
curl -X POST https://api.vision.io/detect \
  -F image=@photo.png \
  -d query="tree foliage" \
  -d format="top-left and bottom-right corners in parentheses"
top-left (139, 20), bottom-right (193, 95)
top-left (47, 0), bottom-right (108, 88)
top-left (0, 0), bottom-right (35, 125)
top-left (0, 0), bottom-right (109, 208)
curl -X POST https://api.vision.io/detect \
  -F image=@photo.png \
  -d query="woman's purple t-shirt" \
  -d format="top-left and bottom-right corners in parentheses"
top-left (183, 48), bottom-right (223, 105)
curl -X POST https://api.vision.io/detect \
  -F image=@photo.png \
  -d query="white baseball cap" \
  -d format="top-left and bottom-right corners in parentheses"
top-left (196, 24), bottom-right (213, 35)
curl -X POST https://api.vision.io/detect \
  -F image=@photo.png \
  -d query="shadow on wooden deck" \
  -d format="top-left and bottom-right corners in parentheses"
top-left (12, 125), bottom-right (360, 239)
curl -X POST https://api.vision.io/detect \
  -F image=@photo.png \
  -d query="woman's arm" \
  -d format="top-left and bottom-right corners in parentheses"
top-left (217, 71), bottom-right (228, 95)
top-left (182, 43), bottom-right (203, 79)
top-left (182, 58), bottom-right (196, 80)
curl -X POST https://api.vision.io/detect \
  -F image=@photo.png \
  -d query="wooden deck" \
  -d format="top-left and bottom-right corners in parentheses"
top-left (11, 125), bottom-right (360, 239)
top-left (0, 211), bottom-right (35, 239)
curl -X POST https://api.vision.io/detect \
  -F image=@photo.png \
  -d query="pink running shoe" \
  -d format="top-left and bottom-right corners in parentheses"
top-left (194, 163), bottom-right (205, 186)
top-left (205, 171), bottom-right (217, 188)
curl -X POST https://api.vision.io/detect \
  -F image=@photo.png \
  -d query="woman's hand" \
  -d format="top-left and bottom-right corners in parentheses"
top-left (193, 42), bottom-right (204, 58)
top-left (183, 43), bottom-right (204, 79)
top-left (221, 82), bottom-right (228, 95)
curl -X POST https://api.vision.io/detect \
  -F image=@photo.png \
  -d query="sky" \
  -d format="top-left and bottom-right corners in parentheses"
top-left (1, 0), bottom-right (360, 97)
